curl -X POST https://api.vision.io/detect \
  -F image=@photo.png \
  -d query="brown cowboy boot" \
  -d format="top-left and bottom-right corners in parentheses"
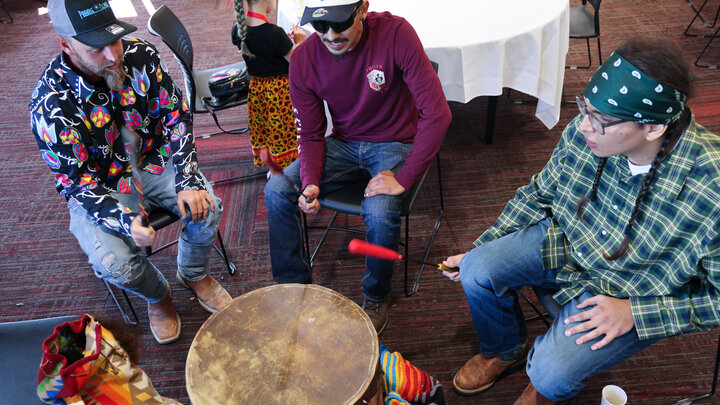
top-left (176, 271), bottom-right (232, 313)
top-left (513, 383), bottom-right (556, 405)
top-left (147, 284), bottom-right (181, 344)
top-left (453, 342), bottom-right (530, 396)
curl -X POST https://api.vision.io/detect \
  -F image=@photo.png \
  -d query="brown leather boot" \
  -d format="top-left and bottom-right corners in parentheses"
top-left (176, 271), bottom-right (232, 313)
top-left (147, 285), bottom-right (181, 344)
top-left (513, 383), bottom-right (556, 405)
top-left (361, 296), bottom-right (389, 335)
top-left (453, 342), bottom-right (530, 396)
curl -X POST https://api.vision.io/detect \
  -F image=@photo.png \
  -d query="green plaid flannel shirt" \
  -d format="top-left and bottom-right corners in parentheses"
top-left (474, 114), bottom-right (720, 340)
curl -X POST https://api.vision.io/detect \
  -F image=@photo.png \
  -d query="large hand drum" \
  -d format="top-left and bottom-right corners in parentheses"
top-left (186, 284), bottom-right (382, 404)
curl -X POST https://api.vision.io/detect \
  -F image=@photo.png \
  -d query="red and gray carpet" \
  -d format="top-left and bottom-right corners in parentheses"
top-left (1, 0), bottom-right (719, 403)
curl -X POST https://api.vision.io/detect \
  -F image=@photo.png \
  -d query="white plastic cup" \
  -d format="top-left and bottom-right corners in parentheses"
top-left (601, 385), bottom-right (627, 405)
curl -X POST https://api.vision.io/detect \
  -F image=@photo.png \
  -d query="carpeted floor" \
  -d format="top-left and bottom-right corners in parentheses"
top-left (1, 0), bottom-right (719, 403)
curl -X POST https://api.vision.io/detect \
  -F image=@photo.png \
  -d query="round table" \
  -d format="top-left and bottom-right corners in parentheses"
top-left (186, 284), bottom-right (380, 405)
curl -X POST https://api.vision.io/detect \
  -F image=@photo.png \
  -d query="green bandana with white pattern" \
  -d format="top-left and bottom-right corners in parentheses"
top-left (583, 52), bottom-right (687, 125)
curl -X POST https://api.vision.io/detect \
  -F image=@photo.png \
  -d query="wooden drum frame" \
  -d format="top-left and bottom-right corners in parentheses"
top-left (186, 284), bottom-right (381, 404)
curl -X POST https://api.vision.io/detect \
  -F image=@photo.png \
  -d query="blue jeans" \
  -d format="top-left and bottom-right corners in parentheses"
top-left (264, 137), bottom-right (412, 301)
top-left (69, 166), bottom-right (222, 303)
top-left (459, 218), bottom-right (659, 401)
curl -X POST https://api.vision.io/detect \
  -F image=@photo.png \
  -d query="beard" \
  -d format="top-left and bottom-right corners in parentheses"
top-left (69, 45), bottom-right (127, 91)
top-left (103, 64), bottom-right (127, 91)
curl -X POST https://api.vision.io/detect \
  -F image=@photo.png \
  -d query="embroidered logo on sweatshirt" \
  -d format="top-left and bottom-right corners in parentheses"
top-left (366, 69), bottom-right (386, 92)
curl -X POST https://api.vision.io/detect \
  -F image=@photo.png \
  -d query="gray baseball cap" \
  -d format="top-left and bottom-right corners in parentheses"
top-left (48, 0), bottom-right (137, 48)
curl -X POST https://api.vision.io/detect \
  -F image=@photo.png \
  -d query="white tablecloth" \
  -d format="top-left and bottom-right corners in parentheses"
top-left (278, 0), bottom-right (570, 129)
top-left (372, 0), bottom-right (569, 129)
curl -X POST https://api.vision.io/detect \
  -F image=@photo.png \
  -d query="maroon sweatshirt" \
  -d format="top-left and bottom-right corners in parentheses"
top-left (289, 11), bottom-right (452, 190)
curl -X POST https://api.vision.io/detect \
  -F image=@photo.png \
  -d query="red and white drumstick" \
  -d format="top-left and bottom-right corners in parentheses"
top-left (347, 239), bottom-right (455, 272)
top-left (260, 147), bottom-right (312, 203)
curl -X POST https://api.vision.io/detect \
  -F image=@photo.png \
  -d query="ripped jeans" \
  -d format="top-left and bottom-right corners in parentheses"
top-left (68, 167), bottom-right (221, 303)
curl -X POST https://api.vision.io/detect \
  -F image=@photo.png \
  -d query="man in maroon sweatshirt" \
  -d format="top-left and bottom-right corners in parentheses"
top-left (264, 0), bottom-right (451, 333)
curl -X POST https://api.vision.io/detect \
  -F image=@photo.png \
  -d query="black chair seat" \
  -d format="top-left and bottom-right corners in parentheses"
top-left (319, 166), bottom-right (430, 218)
top-left (147, 208), bottom-right (180, 230)
top-left (319, 182), bottom-right (367, 216)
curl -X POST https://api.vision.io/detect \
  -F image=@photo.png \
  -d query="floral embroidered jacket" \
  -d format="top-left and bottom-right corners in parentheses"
top-left (29, 38), bottom-right (203, 238)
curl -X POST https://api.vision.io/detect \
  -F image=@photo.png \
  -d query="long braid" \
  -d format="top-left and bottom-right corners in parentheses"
top-left (575, 157), bottom-right (607, 221)
top-left (602, 109), bottom-right (689, 260)
top-left (232, 0), bottom-right (254, 58)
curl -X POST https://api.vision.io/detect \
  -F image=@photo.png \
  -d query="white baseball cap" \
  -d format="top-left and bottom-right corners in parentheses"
top-left (300, 0), bottom-right (361, 25)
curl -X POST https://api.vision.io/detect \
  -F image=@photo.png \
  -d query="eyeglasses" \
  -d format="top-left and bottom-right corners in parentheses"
top-left (311, 3), bottom-right (362, 34)
top-left (576, 95), bottom-right (626, 135)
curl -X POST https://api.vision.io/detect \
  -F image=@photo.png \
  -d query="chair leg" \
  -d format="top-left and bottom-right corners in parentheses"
top-left (197, 98), bottom-right (250, 138)
top-left (518, 289), bottom-right (552, 328)
top-left (147, 230), bottom-right (236, 276)
top-left (695, 23), bottom-right (720, 69)
top-left (685, 0), bottom-right (716, 29)
top-left (404, 208), bottom-right (444, 297)
top-left (309, 211), bottom-right (341, 265)
top-left (436, 154), bottom-right (444, 212)
top-left (303, 212), bottom-right (311, 267)
top-left (675, 333), bottom-right (720, 404)
top-left (213, 232), bottom-right (236, 276)
top-left (566, 38), bottom-right (593, 69)
top-left (209, 169), bottom-right (267, 185)
top-left (103, 279), bottom-right (139, 325)
top-left (506, 88), bottom-right (536, 105)
top-left (405, 155), bottom-right (444, 297)
top-left (0, 0), bottom-right (12, 24)
top-left (403, 214), bottom-right (411, 296)
top-left (684, 0), bottom-right (719, 37)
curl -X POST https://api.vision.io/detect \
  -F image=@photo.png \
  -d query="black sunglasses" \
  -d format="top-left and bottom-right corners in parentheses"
top-left (311, 3), bottom-right (362, 34)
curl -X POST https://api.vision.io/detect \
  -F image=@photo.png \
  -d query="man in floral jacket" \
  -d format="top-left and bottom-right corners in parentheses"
top-left (29, 0), bottom-right (232, 344)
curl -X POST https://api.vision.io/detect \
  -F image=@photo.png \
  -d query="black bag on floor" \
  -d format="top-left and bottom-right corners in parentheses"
top-left (206, 67), bottom-right (249, 108)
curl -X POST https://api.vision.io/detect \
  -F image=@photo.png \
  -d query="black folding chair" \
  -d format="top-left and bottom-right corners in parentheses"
top-left (104, 207), bottom-right (235, 324)
top-left (303, 154), bottom-right (444, 297)
top-left (683, 0), bottom-right (720, 69)
top-left (147, 5), bottom-right (249, 138)
top-left (567, 0), bottom-right (603, 69)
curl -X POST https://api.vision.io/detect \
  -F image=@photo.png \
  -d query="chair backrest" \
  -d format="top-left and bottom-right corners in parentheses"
top-left (584, 0), bottom-right (602, 36)
top-left (147, 5), bottom-right (198, 111)
top-left (583, 0), bottom-right (602, 35)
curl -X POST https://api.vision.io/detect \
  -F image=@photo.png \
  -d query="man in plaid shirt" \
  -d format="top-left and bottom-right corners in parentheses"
top-left (443, 38), bottom-right (720, 403)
